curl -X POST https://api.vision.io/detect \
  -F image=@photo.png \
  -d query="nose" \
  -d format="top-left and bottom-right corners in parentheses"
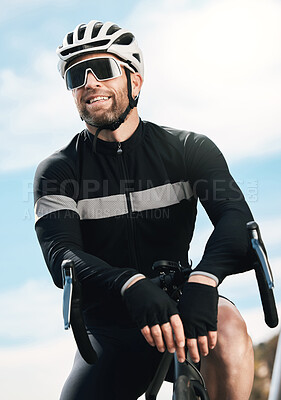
top-left (84, 71), bottom-right (101, 88)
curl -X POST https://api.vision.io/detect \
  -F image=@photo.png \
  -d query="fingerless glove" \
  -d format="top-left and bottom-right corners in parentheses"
top-left (178, 282), bottom-right (218, 338)
top-left (123, 278), bottom-right (179, 329)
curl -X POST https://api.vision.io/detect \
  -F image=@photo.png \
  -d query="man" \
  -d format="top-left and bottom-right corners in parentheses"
top-left (34, 20), bottom-right (254, 399)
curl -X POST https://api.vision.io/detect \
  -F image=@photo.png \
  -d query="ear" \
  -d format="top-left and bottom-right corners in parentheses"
top-left (131, 73), bottom-right (143, 98)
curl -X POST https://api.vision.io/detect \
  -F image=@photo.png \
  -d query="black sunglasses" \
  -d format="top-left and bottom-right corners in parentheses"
top-left (64, 56), bottom-right (135, 90)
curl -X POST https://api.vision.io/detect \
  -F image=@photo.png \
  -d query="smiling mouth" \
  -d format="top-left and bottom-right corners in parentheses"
top-left (86, 96), bottom-right (111, 104)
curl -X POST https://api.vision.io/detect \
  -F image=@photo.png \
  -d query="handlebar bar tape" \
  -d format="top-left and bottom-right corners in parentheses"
top-left (247, 222), bottom-right (279, 328)
top-left (62, 260), bottom-right (98, 364)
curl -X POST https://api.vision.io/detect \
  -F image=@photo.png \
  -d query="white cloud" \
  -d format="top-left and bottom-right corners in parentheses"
top-left (0, 0), bottom-right (71, 23)
top-left (2, 0), bottom-right (68, 4)
top-left (0, 337), bottom-right (75, 399)
top-left (0, 280), bottom-right (64, 343)
top-left (1, 0), bottom-right (281, 172)
top-left (0, 51), bottom-right (84, 172)
top-left (241, 304), bottom-right (281, 345)
top-left (131, 0), bottom-right (281, 161)
top-left (0, 280), bottom-right (74, 399)
top-left (139, 382), bottom-right (172, 400)
top-left (256, 217), bottom-right (281, 248)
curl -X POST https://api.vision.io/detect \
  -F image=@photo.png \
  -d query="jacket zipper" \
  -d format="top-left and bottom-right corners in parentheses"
top-left (117, 142), bottom-right (139, 269)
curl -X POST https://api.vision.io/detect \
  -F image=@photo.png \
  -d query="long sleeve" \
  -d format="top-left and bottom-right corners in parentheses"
top-left (184, 133), bottom-right (254, 283)
top-left (34, 153), bottom-right (138, 295)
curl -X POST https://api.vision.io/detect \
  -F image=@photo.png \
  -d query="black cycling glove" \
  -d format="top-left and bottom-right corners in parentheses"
top-left (178, 282), bottom-right (218, 338)
top-left (123, 278), bottom-right (179, 329)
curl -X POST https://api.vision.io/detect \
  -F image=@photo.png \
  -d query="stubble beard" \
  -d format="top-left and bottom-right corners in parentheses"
top-left (77, 87), bottom-right (129, 128)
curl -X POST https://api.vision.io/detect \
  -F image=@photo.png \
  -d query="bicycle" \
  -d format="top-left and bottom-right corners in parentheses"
top-left (61, 221), bottom-right (279, 399)
top-left (143, 259), bottom-right (210, 400)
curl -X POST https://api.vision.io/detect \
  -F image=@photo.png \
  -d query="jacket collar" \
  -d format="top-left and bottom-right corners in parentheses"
top-left (86, 119), bottom-right (143, 155)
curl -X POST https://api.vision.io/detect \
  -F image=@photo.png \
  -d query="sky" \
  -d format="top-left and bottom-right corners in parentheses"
top-left (0, 0), bottom-right (281, 398)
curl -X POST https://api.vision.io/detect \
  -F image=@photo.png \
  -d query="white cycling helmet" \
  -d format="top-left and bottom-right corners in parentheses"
top-left (56, 20), bottom-right (144, 79)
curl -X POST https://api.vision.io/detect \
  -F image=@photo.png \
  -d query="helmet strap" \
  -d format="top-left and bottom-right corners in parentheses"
top-left (125, 68), bottom-right (139, 109)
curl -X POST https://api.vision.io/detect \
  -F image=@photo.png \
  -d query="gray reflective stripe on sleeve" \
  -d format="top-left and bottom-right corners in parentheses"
top-left (34, 195), bottom-right (78, 222)
top-left (77, 194), bottom-right (128, 220)
top-left (130, 181), bottom-right (193, 213)
top-left (189, 271), bottom-right (219, 286)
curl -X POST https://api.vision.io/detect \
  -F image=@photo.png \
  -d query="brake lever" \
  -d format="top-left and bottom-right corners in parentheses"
top-left (61, 259), bottom-right (98, 364)
top-left (247, 221), bottom-right (274, 289)
top-left (247, 221), bottom-right (278, 328)
top-left (62, 260), bottom-right (74, 329)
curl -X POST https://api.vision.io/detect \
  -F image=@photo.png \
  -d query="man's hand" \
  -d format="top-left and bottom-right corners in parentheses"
top-left (123, 277), bottom-right (186, 363)
top-left (178, 275), bottom-right (218, 363)
top-left (141, 314), bottom-right (186, 363)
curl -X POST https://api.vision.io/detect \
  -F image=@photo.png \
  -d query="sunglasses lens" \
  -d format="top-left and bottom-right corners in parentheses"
top-left (65, 58), bottom-right (122, 90)
top-left (92, 58), bottom-right (121, 80)
top-left (65, 62), bottom-right (86, 90)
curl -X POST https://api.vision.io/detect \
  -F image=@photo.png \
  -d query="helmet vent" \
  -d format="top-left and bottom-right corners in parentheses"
top-left (60, 40), bottom-right (111, 57)
top-left (113, 33), bottom-right (134, 46)
top-left (57, 21), bottom-right (143, 79)
top-left (78, 26), bottom-right (86, 40)
top-left (106, 24), bottom-right (121, 35)
top-left (67, 32), bottom-right (74, 45)
top-left (133, 53), bottom-right (140, 62)
top-left (91, 22), bottom-right (103, 38)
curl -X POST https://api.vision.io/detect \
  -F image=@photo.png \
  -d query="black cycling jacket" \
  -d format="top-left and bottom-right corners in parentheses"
top-left (34, 119), bottom-right (253, 325)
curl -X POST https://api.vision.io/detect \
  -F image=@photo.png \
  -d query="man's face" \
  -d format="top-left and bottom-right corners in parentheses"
top-left (71, 53), bottom-right (130, 128)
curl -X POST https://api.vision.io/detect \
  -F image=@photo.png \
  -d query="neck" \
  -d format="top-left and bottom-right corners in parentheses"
top-left (86, 108), bottom-right (140, 142)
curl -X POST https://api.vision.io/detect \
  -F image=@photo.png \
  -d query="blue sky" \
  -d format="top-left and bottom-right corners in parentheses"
top-left (1, 0), bottom-right (281, 398)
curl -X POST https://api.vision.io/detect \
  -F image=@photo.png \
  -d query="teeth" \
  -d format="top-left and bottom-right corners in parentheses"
top-left (89, 96), bottom-right (109, 104)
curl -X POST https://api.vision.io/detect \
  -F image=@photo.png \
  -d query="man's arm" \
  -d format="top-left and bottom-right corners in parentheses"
top-left (185, 133), bottom-right (253, 282)
top-left (178, 133), bottom-right (254, 361)
top-left (34, 155), bottom-right (187, 361)
top-left (34, 156), bottom-right (139, 295)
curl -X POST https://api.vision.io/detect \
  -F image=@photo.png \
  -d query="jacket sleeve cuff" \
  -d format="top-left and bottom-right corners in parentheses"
top-left (189, 271), bottom-right (219, 286)
top-left (121, 274), bottom-right (146, 296)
